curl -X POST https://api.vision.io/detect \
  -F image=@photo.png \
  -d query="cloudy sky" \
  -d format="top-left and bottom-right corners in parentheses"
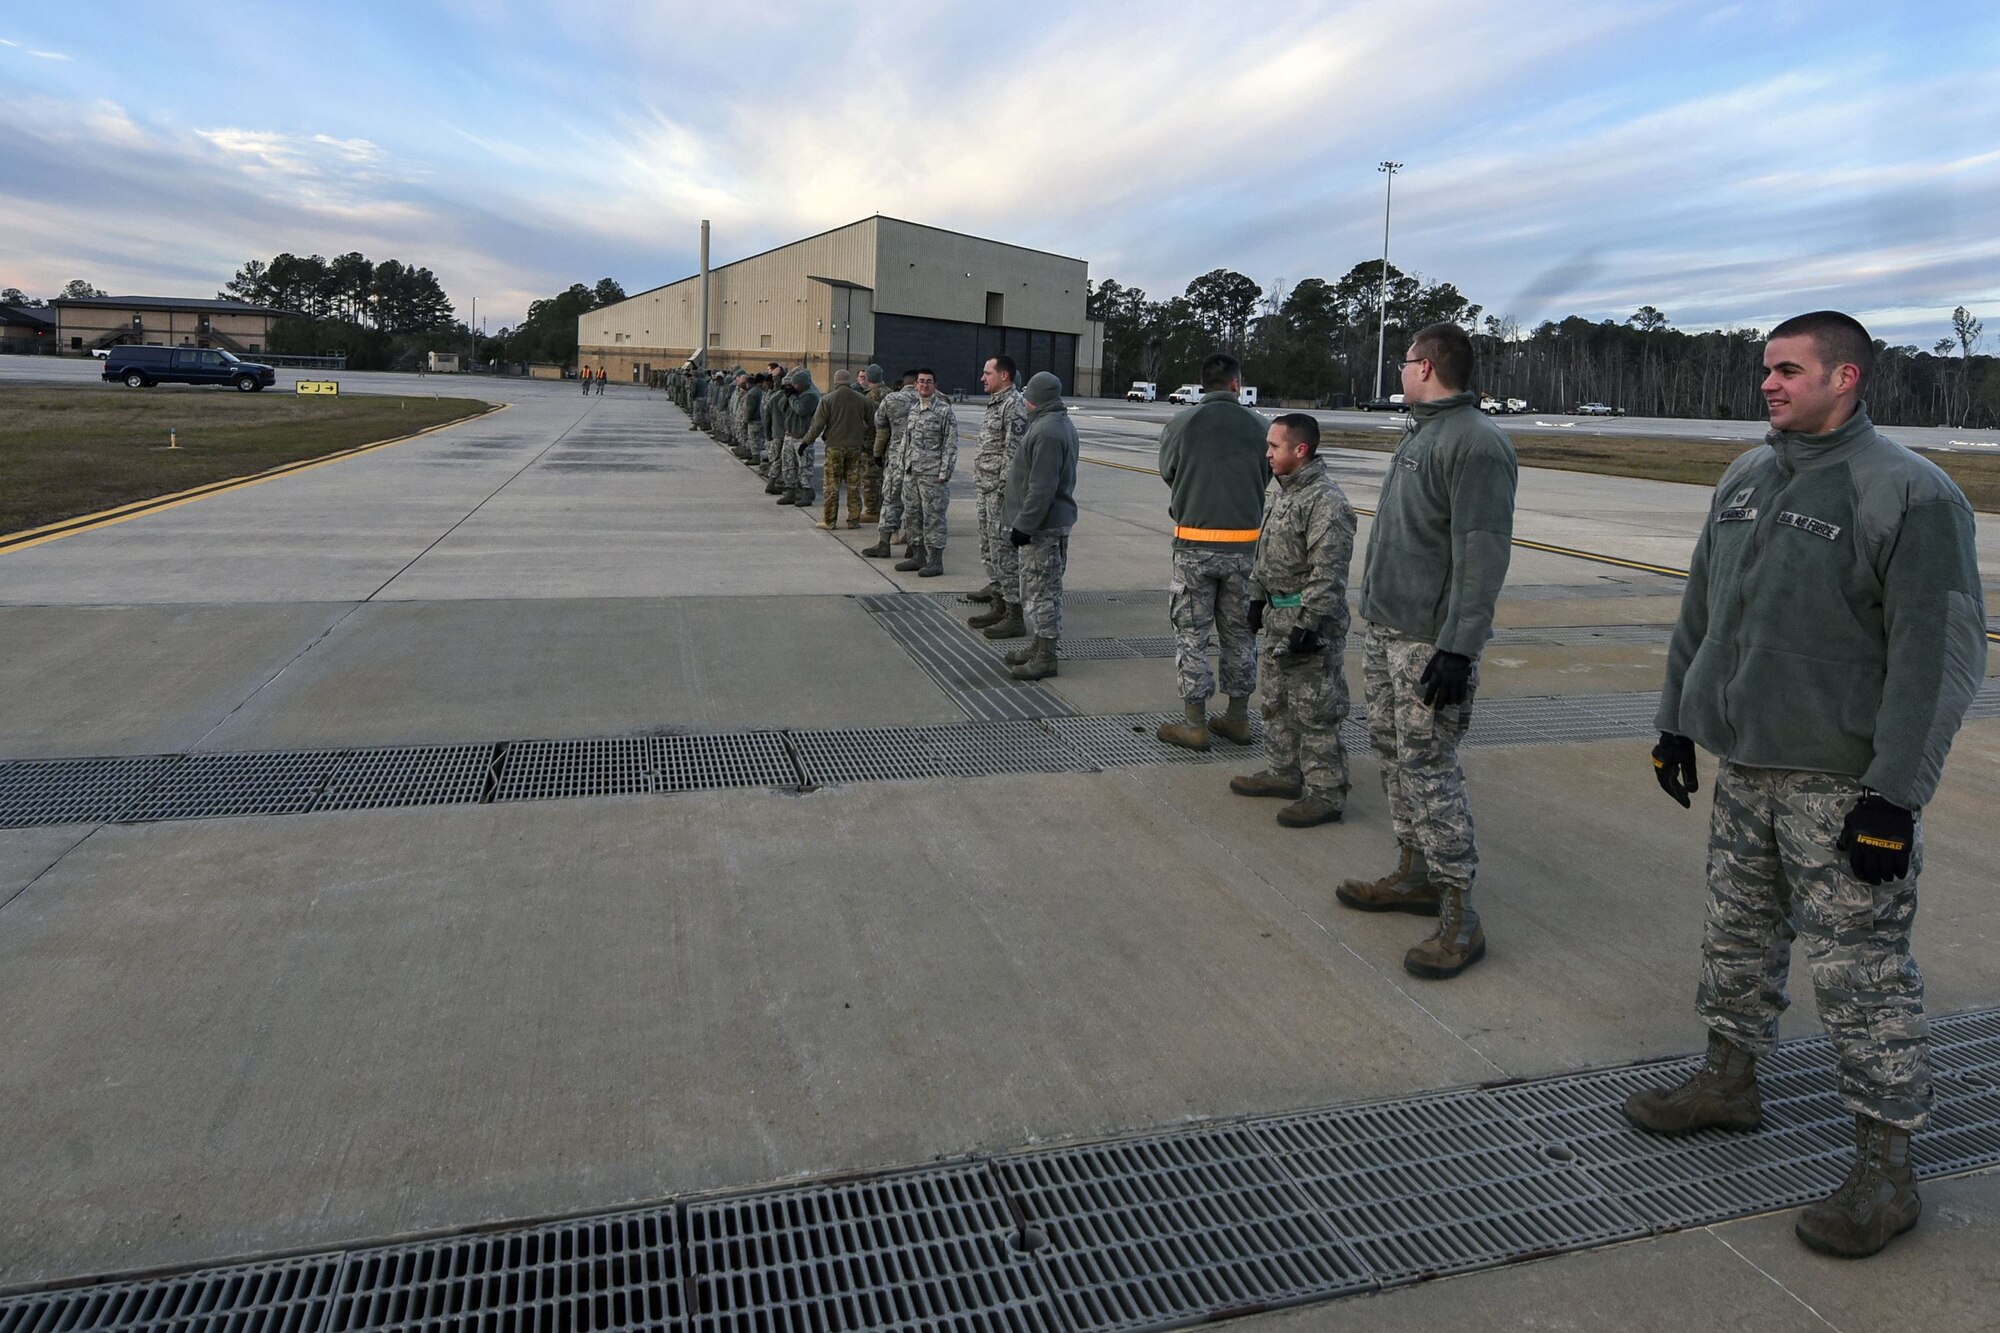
top-left (2, 0), bottom-right (1995, 345)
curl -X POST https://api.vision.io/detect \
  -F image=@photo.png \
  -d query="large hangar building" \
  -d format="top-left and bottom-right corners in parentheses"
top-left (578, 216), bottom-right (1101, 396)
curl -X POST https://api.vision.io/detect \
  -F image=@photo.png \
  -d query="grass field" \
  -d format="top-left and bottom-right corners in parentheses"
top-left (0, 387), bottom-right (490, 536)
top-left (1324, 425), bottom-right (2000, 512)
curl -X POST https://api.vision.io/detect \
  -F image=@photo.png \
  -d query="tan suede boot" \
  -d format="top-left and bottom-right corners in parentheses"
top-left (1335, 846), bottom-right (1441, 916)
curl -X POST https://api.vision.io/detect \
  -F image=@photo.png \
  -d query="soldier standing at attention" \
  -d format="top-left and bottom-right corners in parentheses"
top-left (894, 369), bottom-right (958, 577)
top-left (760, 367), bottom-right (788, 483)
top-left (1335, 322), bottom-right (1516, 981)
top-left (861, 371), bottom-right (920, 558)
top-left (1229, 414), bottom-right (1355, 828)
top-left (997, 372), bottom-right (1079, 681)
top-left (857, 364), bottom-right (890, 523)
top-left (741, 373), bottom-right (766, 466)
top-left (1624, 311), bottom-right (1986, 1259)
top-left (967, 355), bottom-right (1033, 636)
top-left (1156, 351), bottom-right (1270, 751)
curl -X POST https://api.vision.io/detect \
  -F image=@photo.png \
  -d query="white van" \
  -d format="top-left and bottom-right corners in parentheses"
top-left (1238, 387), bottom-right (1259, 407)
top-left (1166, 383), bottom-right (1203, 405)
top-left (1125, 382), bottom-right (1157, 402)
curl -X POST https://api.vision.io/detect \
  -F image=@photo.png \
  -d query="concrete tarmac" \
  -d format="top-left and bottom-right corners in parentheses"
top-left (1, 369), bottom-right (1995, 1325)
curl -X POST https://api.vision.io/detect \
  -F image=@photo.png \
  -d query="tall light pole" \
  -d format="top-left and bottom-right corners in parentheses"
top-left (1371, 160), bottom-right (1402, 402)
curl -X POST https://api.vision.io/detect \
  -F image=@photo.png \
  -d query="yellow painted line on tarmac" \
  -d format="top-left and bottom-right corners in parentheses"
top-left (0, 402), bottom-right (509, 556)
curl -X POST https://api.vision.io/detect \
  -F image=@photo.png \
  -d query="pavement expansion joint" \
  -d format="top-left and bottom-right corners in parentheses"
top-left (3, 679), bottom-right (1995, 828)
top-left (6, 1008), bottom-right (1997, 1331)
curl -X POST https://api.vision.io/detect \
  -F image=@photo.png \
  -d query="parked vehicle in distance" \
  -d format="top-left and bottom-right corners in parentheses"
top-left (1575, 402), bottom-right (1625, 416)
top-left (1238, 387), bottom-right (1259, 407)
top-left (1479, 395), bottom-right (1503, 414)
top-left (1125, 381), bottom-right (1157, 402)
top-left (1166, 383), bottom-right (1204, 405)
top-left (1357, 394), bottom-right (1406, 412)
top-left (89, 347), bottom-right (110, 360)
top-left (104, 345), bottom-right (276, 391)
top-left (1506, 397), bottom-right (1530, 414)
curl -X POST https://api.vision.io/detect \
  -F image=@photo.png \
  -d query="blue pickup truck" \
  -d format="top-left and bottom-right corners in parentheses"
top-left (103, 344), bottom-right (276, 391)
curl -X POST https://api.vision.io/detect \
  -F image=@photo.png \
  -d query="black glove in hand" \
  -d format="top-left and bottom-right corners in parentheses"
top-left (1283, 626), bottom-right (1325, 656)
top-left (1418, 650), bottom-right (1472, 707)
top-left (1008, 527), bottom-right (1032, 547)
top-left (1651, 732), bottom-right (1698, 808)
top-left (1838, 794), bottom-right (1915, 884)
top-left (1247, 600), bottom-right (1265, 635)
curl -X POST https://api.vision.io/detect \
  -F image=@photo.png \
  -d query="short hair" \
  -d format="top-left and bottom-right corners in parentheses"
top-left (767, 362), bottom-right (783, 372)
top-left (1272, 413), bottom-right (1320, 455)
top-left (901, 369), bottom-right (918, 383)
top-left (987, 354), bottom-right (1017, 381)
top-left (1199, 352), bottom-right (1241, 392)
top-left (915, 367), bottom-right (936, 380)
top-left (1409, 323), bottom-right (1474, 391)
top-left (1768, 311), bottom-right (1875, 385)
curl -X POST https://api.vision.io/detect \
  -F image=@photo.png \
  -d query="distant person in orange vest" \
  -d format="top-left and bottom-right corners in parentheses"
top-left (580, 366), bottom-right (592, 394)
top-left (596, 364), bottom-right (606, 394)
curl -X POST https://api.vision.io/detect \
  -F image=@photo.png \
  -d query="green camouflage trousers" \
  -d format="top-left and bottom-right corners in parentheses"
top-left (1259, 629), bottom-right (1349, 799)
top-left (1170, 547), bottom-right (1257, 703)
top-left (1019, 527), bottom-right (1070, 639)
top-left (977, 482), bottom-right (1021, 595)
top-left (1699, 762), bottom-right (1931, 1129)
top-left (1361, 621), bottom-right (1479, 906)
top-left (823, 446), bottom-right (865, 524)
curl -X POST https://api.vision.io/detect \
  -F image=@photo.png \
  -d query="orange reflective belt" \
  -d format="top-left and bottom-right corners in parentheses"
top-left (1174, 525), bottom-right (1261, 543)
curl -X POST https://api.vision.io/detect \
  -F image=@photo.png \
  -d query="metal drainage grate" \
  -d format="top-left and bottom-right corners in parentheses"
top-left (494, 738), bottom-right (654, 802)
top-left (995, 1126), bottom-right (1372, 1333)
top-left (791, 722), bottom-right (1086, 787)
top-left (0, 1255), bottom-right (342, 1333)
top-left (119, 751), bottom-right (347, 822)
top-left (1251, 1092), bottom-right (1647, 1283)
top-left (313, 745), bottom-right (496, 812)
top-left (7, 1009), bottom-right (2000, 1333)
top-left (652, 733), bottom-right (800, 794)
top-left (329, 1207), bottom-right (680, 1332)
top-left (0, 756), bottom-right (181, 828)
top-left (857, 599), bottom-right (1073, 723)
top-left (685, 1166), bottom-right (1060, 1333)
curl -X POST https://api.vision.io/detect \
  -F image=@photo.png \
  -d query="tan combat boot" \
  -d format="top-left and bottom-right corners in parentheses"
top-left (1335, 846), bottom-right (1441, 916)
top-left (1403, 884), bottom-right (1485, 979)
top-left (1229, 772), bottom-right (1303, 799)
top-left (894, 544), bottom-right (926, 572)
top-left (1795, 1115), bottom-right (1922, 1258)
top-left (966, 582), bottom-right (999, 606)
top-left (1209, 696), bottom-right (1253, 745)
top-left (1157, 700), bottom-right (1210, 751)
top-left (1622, 1031), bottom-right (1763, 1134)
top-left (968, 592), bottom-right (1009, 627)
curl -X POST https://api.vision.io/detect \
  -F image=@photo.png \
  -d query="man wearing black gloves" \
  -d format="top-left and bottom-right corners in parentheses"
top-left (1334, 323), bottom-right (1517, 980)
top-left (1627, 311), bottom-right (1987, 1260)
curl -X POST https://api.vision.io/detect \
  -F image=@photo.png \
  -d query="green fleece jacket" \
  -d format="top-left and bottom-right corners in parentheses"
top-left (799, 383), bottom-right (874, 451)
top-left (1158, 391), bottom-right (1270, 550)
top-left (1357, 392), bottom-right (1518, 656)
top-left (1657, 407), bottom-right (1986, 811)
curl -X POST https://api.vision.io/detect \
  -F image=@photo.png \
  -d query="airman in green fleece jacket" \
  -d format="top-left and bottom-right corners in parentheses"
top-left (1627, 311), bottom-right (1987, 1263)
top-left (1337, 323), bottom-right (1518, 985)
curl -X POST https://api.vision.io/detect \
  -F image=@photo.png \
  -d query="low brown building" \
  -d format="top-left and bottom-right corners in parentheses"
top-left (51, 296), bottom-right (285, 357)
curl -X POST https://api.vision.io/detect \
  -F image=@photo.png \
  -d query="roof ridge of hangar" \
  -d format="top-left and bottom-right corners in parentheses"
top-left (602, 215), bottom-right (1084, 309)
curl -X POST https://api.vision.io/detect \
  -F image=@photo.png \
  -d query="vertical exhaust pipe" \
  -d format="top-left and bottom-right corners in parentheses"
top-left (697, 219), bottom-right (711, 372)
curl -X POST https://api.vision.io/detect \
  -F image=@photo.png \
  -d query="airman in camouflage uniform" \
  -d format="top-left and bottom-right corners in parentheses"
top-left (1626, 311), bottom-right (1987, 1260)
top-left (858, 364), bottom-right (889, 522)
top-left (760, 369), bottom-right (788, 481)
top-left (776, 366), bottom-right (821, 506)
top-left (893, 370), bottom-right (958, 576)
top-left (1336, 324), bottom-right (1517, 982)
top-left (967, 356), bottom-right (1033, 634)
top-left (861, 373), bottom-right (918, 557)
top-left (996, 372), bottom-right (1079, 679)
top-left (1229, 415), bottom-right (1355, 828)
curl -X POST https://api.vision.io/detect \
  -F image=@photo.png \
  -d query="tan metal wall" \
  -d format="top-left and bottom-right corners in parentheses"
top-left (872, 218), bottom-right (1087, 334)
top-left (579, 215), bottom-right (1091, 385)
top-left (55, 305), bottom-right (276, 353)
